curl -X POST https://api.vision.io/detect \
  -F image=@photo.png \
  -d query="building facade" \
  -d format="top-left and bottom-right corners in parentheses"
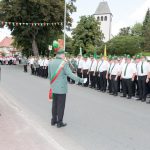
top-left (94, 1), bottom-right (112, 42)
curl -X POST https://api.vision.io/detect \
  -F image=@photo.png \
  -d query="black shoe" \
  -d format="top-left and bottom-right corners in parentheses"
top-left (141, 99), bottom-right (146, 102)
top-left (57, 122), bottom-right (67, 128)
top-left (146, 101), bottom-right (150, 104)
top-left (135, 98), bottom-right (142, 101)
top-left (114, 94), bottom-right (118, 96)
top-left (109, 93), bottom-right (113, 95)
top-left (120, 95), bottom-right (126, 97)
top-left (51, 119), bottom-right (57, 126)
top-left (127, 96), bottom-right (131, 99)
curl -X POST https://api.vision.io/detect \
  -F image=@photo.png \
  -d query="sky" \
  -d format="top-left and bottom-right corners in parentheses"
top-left (0, 0), bottom-right (150, 41)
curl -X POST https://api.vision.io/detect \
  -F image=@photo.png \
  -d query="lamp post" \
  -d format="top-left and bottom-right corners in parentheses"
top-left (64, 0), bottom-right (75, 51)
top-left (64, 0), bottom-right (67, 51)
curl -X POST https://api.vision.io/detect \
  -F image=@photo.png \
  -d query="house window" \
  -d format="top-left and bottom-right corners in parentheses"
top-left (104, 16), bottom-right (107, 21)
top-left (101, 16), bottom-right (103, 21)
top-left (97, 16), bottom-right (100, 21)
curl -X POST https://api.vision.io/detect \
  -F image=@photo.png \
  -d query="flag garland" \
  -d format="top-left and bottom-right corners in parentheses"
top-left (0, 21), bottom-right (63, 27)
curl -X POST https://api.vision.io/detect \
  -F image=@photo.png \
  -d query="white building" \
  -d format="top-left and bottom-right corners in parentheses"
top-left (94, 1), bottom-right (112, 42)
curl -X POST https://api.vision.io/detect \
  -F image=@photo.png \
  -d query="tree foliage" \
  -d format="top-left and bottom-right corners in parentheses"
top-left (0, 0), bottom-right (76, 56)
top-left (72, 15), bottom-right (104, 55)
top-left (131, 23), bottom-right (143, 36)
top-left (142, 8), bottom-right (150, 52)
top-left (107, 35), bottom-right (142, 56)
top-left (119, 27), bottom-right (131, 36)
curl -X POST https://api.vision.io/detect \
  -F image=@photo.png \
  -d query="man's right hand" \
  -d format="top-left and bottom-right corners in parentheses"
top-left (83, 78), bottom-right (87, 83)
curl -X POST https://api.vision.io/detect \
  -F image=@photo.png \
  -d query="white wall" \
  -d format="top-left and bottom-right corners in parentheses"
top-left (95, 14), bottom-right (112, 42)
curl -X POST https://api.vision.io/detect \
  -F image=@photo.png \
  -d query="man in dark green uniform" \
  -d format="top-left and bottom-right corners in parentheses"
top-left (48, 41), bottom-right (86, 128)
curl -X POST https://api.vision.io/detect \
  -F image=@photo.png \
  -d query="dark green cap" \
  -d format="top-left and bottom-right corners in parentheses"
top-left (136, 54), bottom-right (141, 59)
top-left (83, 54), bottom-right (87, 58)
top-left (126, 55), bottom-right (131, 59)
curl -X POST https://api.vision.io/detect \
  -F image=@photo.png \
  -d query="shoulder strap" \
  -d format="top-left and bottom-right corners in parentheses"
top-left (50, 61), bottom-right (66, 84)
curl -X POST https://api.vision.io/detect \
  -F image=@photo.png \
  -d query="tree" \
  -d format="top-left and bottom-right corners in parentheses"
top-left (119, 27), bottom-right (131, 36)
top-left (142, 9), bottom-right (150, 51)
top-left (0, 0), bottom-right (76, 56)
top-left (131, 23), bottom-right (143, 36)
top-left (107, 35), bottom-right (142, 55)
top-left (72, 15), bottom-right (104, 55)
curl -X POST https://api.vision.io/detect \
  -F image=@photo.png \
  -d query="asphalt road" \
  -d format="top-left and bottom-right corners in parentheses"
top-left (1, 65), bottom-right (150, 150)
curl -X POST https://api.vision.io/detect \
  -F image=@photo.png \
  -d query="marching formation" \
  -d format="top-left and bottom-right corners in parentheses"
top-left (25, 54), bottom-right (150, 103)
top-left (0, 56), bottom-right (20, 65)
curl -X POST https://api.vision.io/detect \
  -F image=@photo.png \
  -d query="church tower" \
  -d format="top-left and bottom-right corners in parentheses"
top-left (94, 1), bottom-right (112, 42)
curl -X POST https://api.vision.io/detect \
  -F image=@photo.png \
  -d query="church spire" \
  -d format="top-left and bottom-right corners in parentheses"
top-left (94, 1), bottom-right (112, 15)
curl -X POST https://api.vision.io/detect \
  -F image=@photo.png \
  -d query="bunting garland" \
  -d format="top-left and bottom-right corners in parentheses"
top-left (0, 21), bottom-right (63, 27)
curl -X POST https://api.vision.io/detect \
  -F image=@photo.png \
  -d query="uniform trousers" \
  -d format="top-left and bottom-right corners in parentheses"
top-left (108, 73), bottom-right (112, 93)
top-left (89, 71), bottom-right (95, 88)
top-left (83, 69), bottom-right (89, 87)
top-left (100, 71), bottom-right (107, 91)
top-left (117, 76), bottom-right (121, 92)
top-left (147, 81), bottom-right (150, 94)
top-left (77, 68), bottom-right (82, 85)
top-left (138, 75), bottom-right (147, 100)
top-left (122, 78), bottom-right (132, 97)
top-left (31, 64), bottom-right (34, 75)
top-left (95, 72), bottom-right (100, 89)
top-left (132, 75), bottom-right (139, 96)
top-left (52, 94), bottom-right (66, 124)
top-left (24, 65), bottom-right (27, 72)
top-left (43, 66), bottom-right (48, 78)
top-left (77, 68), bottom-right (82, 78)
top-left (111, 75), bottom-right (118, 95)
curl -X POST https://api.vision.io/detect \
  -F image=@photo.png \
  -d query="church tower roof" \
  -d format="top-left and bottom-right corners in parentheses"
top-left (94, 1), bottom-right (112, 15)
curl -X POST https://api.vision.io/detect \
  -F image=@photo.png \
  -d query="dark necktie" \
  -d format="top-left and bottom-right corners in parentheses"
top-left (124, 63), bottom-right (128, 76)
top-left (111, 64), bottom-right (115, 73)
top-left (108, 64), bottom-right (112, 73)
top-left (141, 62), bottom-right (143, 74)
top-left (96, 62), bottom-right (99, 71)
top-left (98, 61), bottom-right (103, 71)
top-left (90, 61), bottom-right (94, 71)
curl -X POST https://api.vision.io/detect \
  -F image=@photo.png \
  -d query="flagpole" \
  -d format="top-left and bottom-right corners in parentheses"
top-left (64, 0), bottom-right (67, 51)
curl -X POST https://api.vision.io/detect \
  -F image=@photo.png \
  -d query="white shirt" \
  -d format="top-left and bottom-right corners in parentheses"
top-left (29, 58), bottom-right (34, 65)
top-left (98, 60), bottom-right (109, 72)
top-left (43, 59), bottom-right (49, 66)
top-left (121, 63), bottom-right (136, 79)
top-left (89, 59), bottom-right (97, 71)
top-left (40, 59), bottom-right (44, 66)
top-left (111, 63), bottom-right (121, 75)
top-left (137, 61), bottom-right (150, 76)
top-left (77, 59), bottom-right (84, 69)
top-left (82, 60), bottom-right (91, 70)
top-left (38, 59), bottom-right (42, 66)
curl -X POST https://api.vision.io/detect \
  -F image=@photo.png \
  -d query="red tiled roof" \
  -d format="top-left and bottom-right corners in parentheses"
top-left (0, 37), bottom-right (13, 48)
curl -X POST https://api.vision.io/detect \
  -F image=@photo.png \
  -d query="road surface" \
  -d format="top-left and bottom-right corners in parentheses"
top-left (0, 65), bottom-right (150, 150)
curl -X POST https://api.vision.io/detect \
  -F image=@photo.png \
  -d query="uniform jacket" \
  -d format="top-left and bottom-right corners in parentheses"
top-left (48, 56), bottom-right (84, 94)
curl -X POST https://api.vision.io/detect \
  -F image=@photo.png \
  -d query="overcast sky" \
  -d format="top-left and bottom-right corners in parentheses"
top-left (0, 0), bottom-right (150, 41)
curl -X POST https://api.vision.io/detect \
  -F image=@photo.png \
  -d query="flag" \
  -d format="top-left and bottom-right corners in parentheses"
top-left (79, 47), bottom-right (82, 56)
top-left (104, 45), bottom-right (107, 60)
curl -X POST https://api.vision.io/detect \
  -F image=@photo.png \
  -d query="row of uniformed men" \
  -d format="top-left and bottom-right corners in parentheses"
top-left (0, 56), bottom-right (17, 65)
top-left (74, 54), bottom-right (150, 103)
top-left (23, 56), bottom-right (50, 78)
